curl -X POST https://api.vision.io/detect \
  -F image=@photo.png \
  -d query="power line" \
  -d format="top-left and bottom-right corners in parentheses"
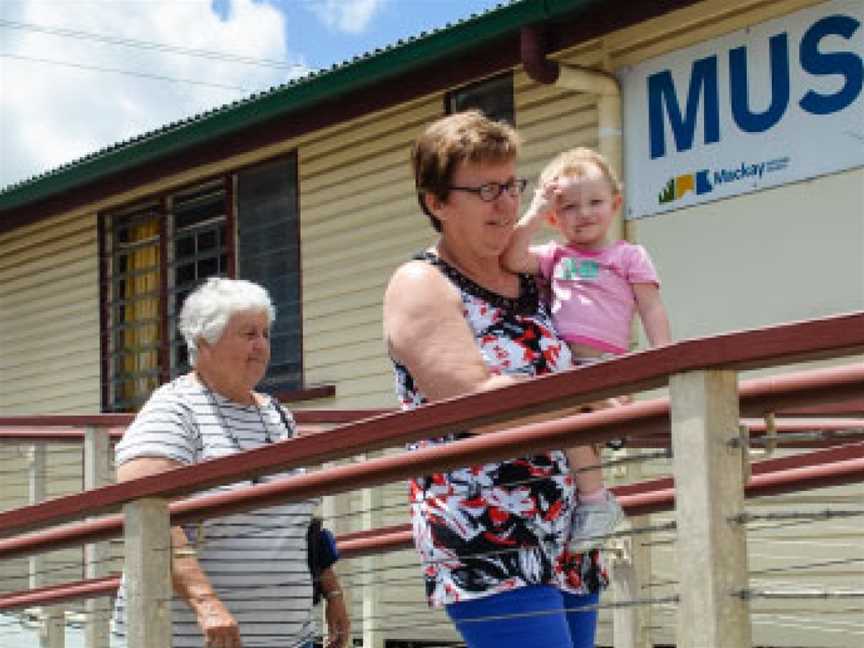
top-left (0, 18), bottom-right (307, 72)
top-left (0, 53), bottom-right (251, 93)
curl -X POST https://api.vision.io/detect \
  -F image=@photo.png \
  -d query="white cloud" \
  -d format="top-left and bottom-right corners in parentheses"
top-left (0, 0), bottom-right (309, 189)
top-left (306, 0), bottom-right (386, 34)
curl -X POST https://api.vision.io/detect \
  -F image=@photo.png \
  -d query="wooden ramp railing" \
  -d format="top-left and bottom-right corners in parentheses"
top-left (0, 311), bottom-right (861, 648)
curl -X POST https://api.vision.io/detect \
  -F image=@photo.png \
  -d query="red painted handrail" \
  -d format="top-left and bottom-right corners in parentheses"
top-left (0, 409), bottom-right (391, 429)
top-left (0, 358), bottom-right (861, 538)
top-left (1, 442), bottom-right (862, 610)
top-left (0, 423), bottom-right (860, 562)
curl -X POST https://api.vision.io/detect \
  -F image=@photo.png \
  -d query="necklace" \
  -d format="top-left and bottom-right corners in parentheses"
top-left (194, 374), bottom-right (279, 484)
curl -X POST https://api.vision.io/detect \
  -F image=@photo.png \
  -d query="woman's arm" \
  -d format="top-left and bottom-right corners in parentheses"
top-left (633, 283), bottom-right (672, 346)
top-left (319, 567), bottom-right (350, 648)
top-left (383, 260), bottom-right (516, 401)
top-left (117, 457), bottom-right (242, 648)
top-left (384, 259), bottom-right (598, 428)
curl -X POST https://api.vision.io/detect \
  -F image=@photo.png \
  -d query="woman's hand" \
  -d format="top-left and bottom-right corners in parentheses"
top-left (197, 596), bottom-right (242, 648)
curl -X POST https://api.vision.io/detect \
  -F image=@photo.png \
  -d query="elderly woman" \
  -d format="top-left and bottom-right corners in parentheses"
top-left (111, 278), bottom-right (349, 648)
top-left (382, 111), bottom-right (607, 648)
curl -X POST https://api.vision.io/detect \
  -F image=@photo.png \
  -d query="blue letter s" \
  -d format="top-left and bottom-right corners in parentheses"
top-left (799, 14), bottom-right (863, 115)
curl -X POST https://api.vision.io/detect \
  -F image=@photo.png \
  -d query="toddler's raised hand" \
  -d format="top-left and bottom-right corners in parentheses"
top-left (526, 179), bottom-right (559, 221)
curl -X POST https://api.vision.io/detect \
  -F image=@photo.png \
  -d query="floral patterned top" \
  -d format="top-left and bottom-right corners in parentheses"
top-left (393, 252), bottom-right (608, 607)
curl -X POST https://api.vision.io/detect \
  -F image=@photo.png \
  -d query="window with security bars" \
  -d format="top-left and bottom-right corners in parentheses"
top-left (104, 202), bottom-right (166, 412)
top-left (447, 71), bottom-right (515, 125)
top-left (172, 181), bottom-right (230, 375)
top-left (100, 154), bottom-right (301, 412)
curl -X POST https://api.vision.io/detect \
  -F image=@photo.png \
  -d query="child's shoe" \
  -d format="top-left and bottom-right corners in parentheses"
top-left (568, 489), bottom-right (625, 553)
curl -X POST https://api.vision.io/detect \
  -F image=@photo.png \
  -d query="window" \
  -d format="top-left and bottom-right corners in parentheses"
top-left (446, 72), bottom-right (515, 125)
top-left (100, 154), bottom-right (302, 412)
top-left (102, 202), bottom-right (166, 412)
top-left (236, 157), bottom-right (302, 393)
top-left (172, 181), bottom-right (230, 375)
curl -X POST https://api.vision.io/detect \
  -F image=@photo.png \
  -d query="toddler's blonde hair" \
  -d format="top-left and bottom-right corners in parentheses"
top-left (538, 147), bottom-right (622, 195)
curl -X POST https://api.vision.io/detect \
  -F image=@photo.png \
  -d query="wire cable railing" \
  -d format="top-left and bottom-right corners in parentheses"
top-left (0, 313), bottom-right (862, 648)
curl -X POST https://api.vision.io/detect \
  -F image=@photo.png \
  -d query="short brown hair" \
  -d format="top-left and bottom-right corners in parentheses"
top-left (411, 110), bottom-right (521, 231)
top-left (538, 147), bottom-right (622, 195)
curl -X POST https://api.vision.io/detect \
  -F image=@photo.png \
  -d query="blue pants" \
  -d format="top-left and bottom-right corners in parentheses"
top-left (446, 585), bottom-right (599, 648)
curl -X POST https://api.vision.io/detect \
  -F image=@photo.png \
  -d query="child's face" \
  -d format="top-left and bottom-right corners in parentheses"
top-left (548, 165), bottom-right (621, 249)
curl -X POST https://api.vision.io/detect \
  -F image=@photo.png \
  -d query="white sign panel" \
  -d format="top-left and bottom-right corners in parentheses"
top-left (620, 0), bottom-right (864, 219)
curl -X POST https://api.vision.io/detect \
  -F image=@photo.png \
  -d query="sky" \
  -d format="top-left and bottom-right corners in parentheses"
top-left (0, 0), bottom-right (509, 191)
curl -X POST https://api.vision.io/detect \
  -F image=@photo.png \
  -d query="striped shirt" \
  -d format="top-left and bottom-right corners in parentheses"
top-left (111, 374), bottom-right (316, 648)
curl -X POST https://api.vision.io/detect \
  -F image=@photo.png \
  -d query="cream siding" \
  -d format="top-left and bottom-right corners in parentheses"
top-left (0, 211), bottom-right (100, 414)
top-left (0, 0), bottom-right (860, 644)
top-left (0, 211), bottom-right (102, 602)
top-left (297, 95), bottom-right (442, 410)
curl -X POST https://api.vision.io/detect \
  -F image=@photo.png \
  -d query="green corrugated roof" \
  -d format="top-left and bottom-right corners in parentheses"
top-left (0, 0), bottom-right (601, 212)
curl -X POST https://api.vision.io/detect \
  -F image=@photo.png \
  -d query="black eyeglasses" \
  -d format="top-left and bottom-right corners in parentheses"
top-left (448, 178), bottom-right (528, 202)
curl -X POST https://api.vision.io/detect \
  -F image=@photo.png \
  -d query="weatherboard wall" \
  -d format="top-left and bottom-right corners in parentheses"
top-left (0, 0), bottom-right (860, 645)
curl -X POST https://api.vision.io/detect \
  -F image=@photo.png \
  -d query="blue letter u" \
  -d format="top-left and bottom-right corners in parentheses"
top-left (730, 33), bottom-right (790, 133)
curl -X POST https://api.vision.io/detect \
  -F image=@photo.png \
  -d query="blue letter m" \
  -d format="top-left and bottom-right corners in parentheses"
top-left (648, 56), bottom-right (720, 159)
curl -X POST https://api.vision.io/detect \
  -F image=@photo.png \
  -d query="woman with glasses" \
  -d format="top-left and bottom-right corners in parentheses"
top-left (382, 111), bottom-right (606, 648)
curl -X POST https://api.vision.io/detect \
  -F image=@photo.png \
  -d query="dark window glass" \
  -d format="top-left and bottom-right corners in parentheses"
top-left (447, 72), bottom-right (515, 125)
top-left (237, 155), bottom-right (302, 393)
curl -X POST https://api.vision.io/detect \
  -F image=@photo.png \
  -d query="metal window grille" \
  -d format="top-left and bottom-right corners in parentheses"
top-left (101, 181), bottom-right (227, 412)
top-left (169, 181), bottom-right (229, 378)
top-left (103, 202), bottom-right (164, 412)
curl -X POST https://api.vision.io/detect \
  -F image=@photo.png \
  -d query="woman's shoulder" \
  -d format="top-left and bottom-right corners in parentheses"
top-left (132, 376), bottom-right (201, 424)
top-left (117, 378), bottom-right (199, 453)
top-left (385, 256), bottom-right (460, 308)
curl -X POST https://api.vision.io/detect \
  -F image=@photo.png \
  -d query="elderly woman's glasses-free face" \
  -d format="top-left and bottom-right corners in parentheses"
top-left (448, 178), bottom-right (528, 202)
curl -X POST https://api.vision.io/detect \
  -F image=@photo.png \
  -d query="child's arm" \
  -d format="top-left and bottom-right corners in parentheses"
top-left (502, 184), bottom-right (557, 275)
top-left (633, 283), bottom-right (671, 346)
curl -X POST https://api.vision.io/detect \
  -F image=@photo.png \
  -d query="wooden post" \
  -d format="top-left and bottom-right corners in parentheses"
top-left (669, 370), bottom-right (751, 648)
top-left (611, 446), bottom-right (652, 648)
top-left (84, 427), bottom-right (112, 648)
top-left (627, 449), bottom-right (654, 648)
top-left (611, 546), bottom-right (639, 648)
top-left (29, 444), bottom-right (65, 648)
top-left (361, 480), bottom-right (384, 648)
top-left (38, 608), bottom-right (65, 648)
top-left (124, 498), bottom-right (172, 648)
top-left (630, 516), bottom-right (655, 648)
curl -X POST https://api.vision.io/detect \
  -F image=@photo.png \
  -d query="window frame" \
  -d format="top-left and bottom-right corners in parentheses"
top-left (98, 152), bottom-right (327, 412)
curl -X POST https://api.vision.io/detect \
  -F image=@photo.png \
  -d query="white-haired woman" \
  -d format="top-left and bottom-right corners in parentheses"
top-left (112, 278), bottom-right (350, 648)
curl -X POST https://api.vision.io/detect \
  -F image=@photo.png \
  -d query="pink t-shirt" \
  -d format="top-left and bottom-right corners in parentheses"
top-left (535, 240), bottom-right (660, 354)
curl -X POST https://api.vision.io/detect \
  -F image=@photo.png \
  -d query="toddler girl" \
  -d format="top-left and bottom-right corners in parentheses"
top-left (503, 147), bottom-right (671, 550)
